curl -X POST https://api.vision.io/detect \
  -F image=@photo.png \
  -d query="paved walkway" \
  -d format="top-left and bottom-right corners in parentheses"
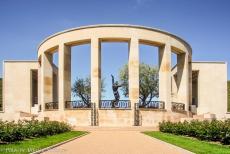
top-left (43, 130), bottom-right (193, 154)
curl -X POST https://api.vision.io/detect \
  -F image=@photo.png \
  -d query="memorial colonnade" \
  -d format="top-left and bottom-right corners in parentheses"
top-left (38, 25), bottom-right (192, 122)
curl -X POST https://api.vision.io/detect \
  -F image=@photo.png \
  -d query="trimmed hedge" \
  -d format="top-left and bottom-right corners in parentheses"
top-left (0, 120), bottom-right (71, 143)
top-left (159, 120), bottom-right (230, 145)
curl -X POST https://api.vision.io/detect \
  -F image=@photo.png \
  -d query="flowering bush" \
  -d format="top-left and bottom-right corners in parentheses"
top-left (159, 119), bottom-right (230, 145)
top-left (0, 120), bottom-right (71, 143)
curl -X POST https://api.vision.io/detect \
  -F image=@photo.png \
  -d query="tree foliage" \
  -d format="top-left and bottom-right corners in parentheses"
top-left (119, 63), bottom-right (159, 107)
top-left (72, 76), bottom-right (105, 106)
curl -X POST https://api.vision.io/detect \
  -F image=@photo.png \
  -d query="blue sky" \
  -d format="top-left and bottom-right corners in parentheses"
top-left (0, 0), bottom-right (230, 99)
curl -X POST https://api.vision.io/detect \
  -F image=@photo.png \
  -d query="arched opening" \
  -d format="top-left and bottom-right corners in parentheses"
top-left (171, 52), bottom-right (177, 100)
top-left (52, 51), bottom-right (59, 103)
top-left (139, 44), bottom-right (160, 108)
top-left (171, 50), bottom-right (187, 112)
top-left (43, 50), bottom-right (59, 110)
top-left (100, 41), bottom-right (129, 109)
top-left (67, 43), bottom-right (91, 109)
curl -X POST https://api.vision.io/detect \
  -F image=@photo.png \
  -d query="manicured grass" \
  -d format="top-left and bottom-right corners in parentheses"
top-left (0, 131), bottom-right (87, 154)
top-left (144, 131), bottom-right (230, 154)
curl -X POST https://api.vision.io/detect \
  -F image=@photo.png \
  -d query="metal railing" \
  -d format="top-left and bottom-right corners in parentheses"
top-left (99, 100), bottom-right (131, 109)
top-left (139, 101), bottom-right (165, 109)
top-left (171, 102), bottom-right (185, 112)
top-left (45, 102), bottom-right (58, 110)
top-left (65, 100), bottom-right (91, 109)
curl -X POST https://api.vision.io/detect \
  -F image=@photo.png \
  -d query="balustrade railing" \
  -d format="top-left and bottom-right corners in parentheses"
top-left (139, 101), bottom-right (165, 109)
top-left (45, 102), bottom-right (58, 110)
top-left (99, 100), bottom-right (131, 109)
top-left (65, 100), bottom-right (91, 109)
top-left (171, 102), bottom-right (185, 112)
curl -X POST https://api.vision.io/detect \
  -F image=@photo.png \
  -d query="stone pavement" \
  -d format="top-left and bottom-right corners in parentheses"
top-left (43, 129), bottom-right (193, 154)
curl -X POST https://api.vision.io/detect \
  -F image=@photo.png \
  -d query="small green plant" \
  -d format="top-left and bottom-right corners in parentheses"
top-left (159, 119), bottom-right (230, 145)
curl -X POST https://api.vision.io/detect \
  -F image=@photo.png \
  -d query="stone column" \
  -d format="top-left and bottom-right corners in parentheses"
top-left (129, 38), bottom-right (139, 108)
top-left (91, 37), bottom-right (101, 108)
top-left (58, 44), bottom-right (71, 111)
top-left (41, 52), bottom-right (53, 110)
top-left (188, 55), bottom-right (192, 108)
top-left (159, 44), bottom-right (171, 110)
top-left (37, 60), bottom-right (41, 111)
top-left (177, 53), bottom-right (189, 110)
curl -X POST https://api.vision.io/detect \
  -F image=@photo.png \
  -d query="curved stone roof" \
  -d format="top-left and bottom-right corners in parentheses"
top-left (38, 24), bottom-right (192, 53)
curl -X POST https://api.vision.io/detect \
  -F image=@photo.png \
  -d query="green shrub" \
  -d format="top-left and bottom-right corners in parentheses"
top-left (0, 120), bottom-right (71, 143)
top-left (220, 119), bottom-right (230, 145)
top-left (159, 119), bottom-right (230, 145)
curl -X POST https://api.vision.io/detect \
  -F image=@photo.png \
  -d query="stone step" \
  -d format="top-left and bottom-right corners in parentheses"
top-left (181, 112), bottom-right (216, 122)
top-left (19, 111), bottom-right (38, 118)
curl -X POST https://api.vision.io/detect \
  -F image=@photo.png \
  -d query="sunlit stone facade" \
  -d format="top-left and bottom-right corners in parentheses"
top-left (0, 25), bottom-right (228, 126)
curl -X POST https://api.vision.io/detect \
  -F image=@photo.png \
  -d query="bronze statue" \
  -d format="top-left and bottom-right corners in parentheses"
top-left (111, 75), bottom-right (123, 108)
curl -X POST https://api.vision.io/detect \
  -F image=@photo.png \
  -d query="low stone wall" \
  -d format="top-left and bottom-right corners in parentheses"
top-left (42, 110), bottom-right (91, 126)
top-left (65, 110), bottom-right (91, 126)
top-left (0, 109), bottom-right (190, 127)
top-left (98, 109), bottom-right (133, 127)
top-left (0, 112), bottom-right (21, 121)
top-left (139, 109), bottom-right (189, 127)
top-left (39, 109), bottom-right (189, 127)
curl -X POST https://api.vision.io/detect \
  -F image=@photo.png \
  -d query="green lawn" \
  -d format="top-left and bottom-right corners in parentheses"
top-left (0, 131), bottom-right (87, 154)
top-left (144, 131), bottom-right (230, 154)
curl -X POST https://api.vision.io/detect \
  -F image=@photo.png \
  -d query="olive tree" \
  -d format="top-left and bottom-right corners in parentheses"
top-left (72, 76), bottom-right (105, 106)
top-left (119, 63), bottom-right (159, 107)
